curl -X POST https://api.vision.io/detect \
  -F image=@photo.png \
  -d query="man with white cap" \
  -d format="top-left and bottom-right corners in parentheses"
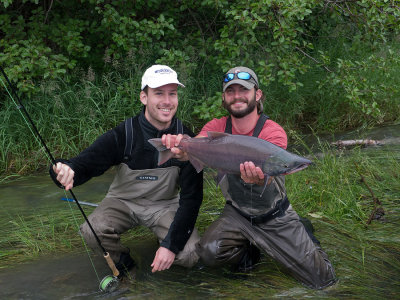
top-left (163, 66), bottom-right (336, 289)
top-left (50, 65), bottom-right (203, 276)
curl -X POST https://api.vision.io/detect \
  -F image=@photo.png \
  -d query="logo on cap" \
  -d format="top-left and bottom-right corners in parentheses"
top-left (155, 68), bottom-right (173, 74)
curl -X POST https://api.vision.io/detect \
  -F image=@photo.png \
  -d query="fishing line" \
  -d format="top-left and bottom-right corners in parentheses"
top-left (62, 187), bottom-right (101, 283)
top-left (0, 66), bottom-right (120, 291)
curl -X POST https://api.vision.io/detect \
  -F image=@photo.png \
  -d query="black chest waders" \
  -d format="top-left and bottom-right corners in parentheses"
top-left (0, 66), bottom-right (120, 293)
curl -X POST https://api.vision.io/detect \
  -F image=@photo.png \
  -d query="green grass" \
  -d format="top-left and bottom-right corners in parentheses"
top-left (0, 143), bottom-right (399, 298)
top-left (1, 41), bottom-right (400, 177)
top-left (1, 134), bottom-right (399, 264)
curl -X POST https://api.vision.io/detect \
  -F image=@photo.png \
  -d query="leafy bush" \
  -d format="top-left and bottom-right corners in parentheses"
top-left (0, 0), bottom-right (399, 133)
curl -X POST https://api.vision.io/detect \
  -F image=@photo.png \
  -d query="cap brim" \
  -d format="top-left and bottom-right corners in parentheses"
top-left (145, 80), bottom-right (185, 90)
top-left (223, 79), bottom-right (255, 92)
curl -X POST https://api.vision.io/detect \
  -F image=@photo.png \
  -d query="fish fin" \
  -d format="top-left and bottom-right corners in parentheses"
top-left (216, 171), bottom-right (227, 186)
top-left (148, 138), bottom-right (166, 151)
top-left (207, 131), bottom-right (229, 140)
top-left (158, 151), bottom-right (175, 165)
top-left (259, 174), bottom-right (271, 197)
top-left (148, 138), bottom-right (174, 165)
top-left (187, 154), bottom-right (204, 173)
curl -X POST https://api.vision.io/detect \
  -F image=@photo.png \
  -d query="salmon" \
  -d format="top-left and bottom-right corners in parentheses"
top-left (148, 131), bottom-right (311, 184)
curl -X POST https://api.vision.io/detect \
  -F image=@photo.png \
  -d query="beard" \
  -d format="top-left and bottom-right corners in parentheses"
top-left (223, 93), bottom-right (257, 118)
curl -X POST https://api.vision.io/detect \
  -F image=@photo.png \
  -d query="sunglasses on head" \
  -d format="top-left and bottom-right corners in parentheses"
top-left (223, 72), bottom-right (255, 83)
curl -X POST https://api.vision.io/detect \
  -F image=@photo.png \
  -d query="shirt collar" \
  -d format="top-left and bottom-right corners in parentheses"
top-left (139, 108), bottom-right (177, 138)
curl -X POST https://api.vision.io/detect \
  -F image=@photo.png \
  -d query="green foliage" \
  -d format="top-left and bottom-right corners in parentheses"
top-left (0, 0), bottom-right (400, 135)
top-left (192, 93), bottom-right (227, 123)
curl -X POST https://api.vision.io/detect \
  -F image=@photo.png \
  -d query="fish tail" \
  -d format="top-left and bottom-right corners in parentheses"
top-left (148, 138), bottom-right (175, 165)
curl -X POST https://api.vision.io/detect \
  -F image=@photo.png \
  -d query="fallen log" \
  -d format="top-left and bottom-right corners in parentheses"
top-left (331, 139), bottom-right (382, 148)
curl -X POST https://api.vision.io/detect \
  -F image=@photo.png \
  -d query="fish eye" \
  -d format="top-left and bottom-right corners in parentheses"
top-left (284, 164), bottom-right (288, 168)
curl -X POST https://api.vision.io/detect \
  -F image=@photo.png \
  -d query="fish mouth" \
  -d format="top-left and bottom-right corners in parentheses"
top-left (282, 163), bottom-right (311, 175)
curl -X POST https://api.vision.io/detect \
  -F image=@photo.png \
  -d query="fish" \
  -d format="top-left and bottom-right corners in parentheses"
top-left (148, 131), bottom-right (312, 186)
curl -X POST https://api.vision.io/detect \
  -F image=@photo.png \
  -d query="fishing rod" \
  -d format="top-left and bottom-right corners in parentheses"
top-left (0, 65), bottom-right (119, 292)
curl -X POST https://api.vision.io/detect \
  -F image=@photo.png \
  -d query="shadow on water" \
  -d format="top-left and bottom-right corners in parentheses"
top-left (0, 125), bottom-right (399, 299)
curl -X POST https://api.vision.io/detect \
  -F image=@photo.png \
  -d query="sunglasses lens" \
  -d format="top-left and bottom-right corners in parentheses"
top-left (224, 73), bottom-right (235, 82)
top-left (223, 72), bottom-right (253, 83)
top-left (237, 72), bottom-right (251, 80)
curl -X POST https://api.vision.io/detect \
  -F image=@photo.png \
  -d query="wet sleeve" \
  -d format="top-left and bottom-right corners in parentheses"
top-left (160, 161), bottom-right (203, 254)
top-left (49, 124), bottom-right (125, 188)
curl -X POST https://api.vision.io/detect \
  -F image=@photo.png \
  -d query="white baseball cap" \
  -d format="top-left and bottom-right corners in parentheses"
top-left (141, 65), bottom-right (185, 90)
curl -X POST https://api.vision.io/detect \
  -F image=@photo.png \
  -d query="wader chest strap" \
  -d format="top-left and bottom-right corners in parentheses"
top-left (225, 114), bottom-right (269, 137)
top-left (123, 117), bottom-right (134, 161)
top-left (176, 118), bottom-right (184, 135)
top-left (226, 197), bottom-right (289, 225)
top-left (123, 116), bottom-right (142, 162)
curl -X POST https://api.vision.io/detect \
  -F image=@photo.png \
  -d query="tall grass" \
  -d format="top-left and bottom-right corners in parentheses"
top-left (286, 134), bottom-right (400, 223)
top-left (0, 211), bottom-right (81, 266)
top-left (0, 66), bottom-right (143, 176)
top-left (0, 53), bottom-right (218, 177)
top-left (1, 40), bottom-right (400, 178)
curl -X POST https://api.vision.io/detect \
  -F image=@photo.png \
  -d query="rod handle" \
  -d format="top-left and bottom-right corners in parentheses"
top-left (104, 252), bottom-right (120, 277)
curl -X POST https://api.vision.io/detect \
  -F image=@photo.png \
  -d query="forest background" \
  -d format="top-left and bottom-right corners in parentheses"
top-left (0, 0), bottom-right (399, 177)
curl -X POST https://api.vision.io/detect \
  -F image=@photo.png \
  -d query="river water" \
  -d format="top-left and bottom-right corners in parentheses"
top-left (0, 124), bottom-right (399, 299)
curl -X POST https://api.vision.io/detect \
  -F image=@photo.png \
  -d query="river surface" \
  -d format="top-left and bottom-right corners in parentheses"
top-left (0, 124), bottom-right (399, 299)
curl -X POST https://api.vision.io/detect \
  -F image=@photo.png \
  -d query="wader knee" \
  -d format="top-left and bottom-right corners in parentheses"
top-left (197, 239), bottom-right (247, 267)
top-left (79, 220), bottom-right (129, 262)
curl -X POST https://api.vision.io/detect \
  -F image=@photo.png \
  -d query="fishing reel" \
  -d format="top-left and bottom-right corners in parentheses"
top-left (99, 275), bottom-right (119, 292)
top-left (99, 252), bottom-right (122, 292)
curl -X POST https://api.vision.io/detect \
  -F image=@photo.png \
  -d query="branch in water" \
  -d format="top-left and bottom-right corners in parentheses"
top-left (331, 139), bottom-right (382, 148)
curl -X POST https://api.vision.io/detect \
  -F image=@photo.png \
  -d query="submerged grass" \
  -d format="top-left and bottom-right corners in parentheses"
top-left (1, 143), bottom-right (399, 252)
top-left (0, 211), bottom-right (80, 266)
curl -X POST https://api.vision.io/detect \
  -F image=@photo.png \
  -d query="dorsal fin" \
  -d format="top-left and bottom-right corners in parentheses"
top-left (207, 131), bottom-right (229, 140)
